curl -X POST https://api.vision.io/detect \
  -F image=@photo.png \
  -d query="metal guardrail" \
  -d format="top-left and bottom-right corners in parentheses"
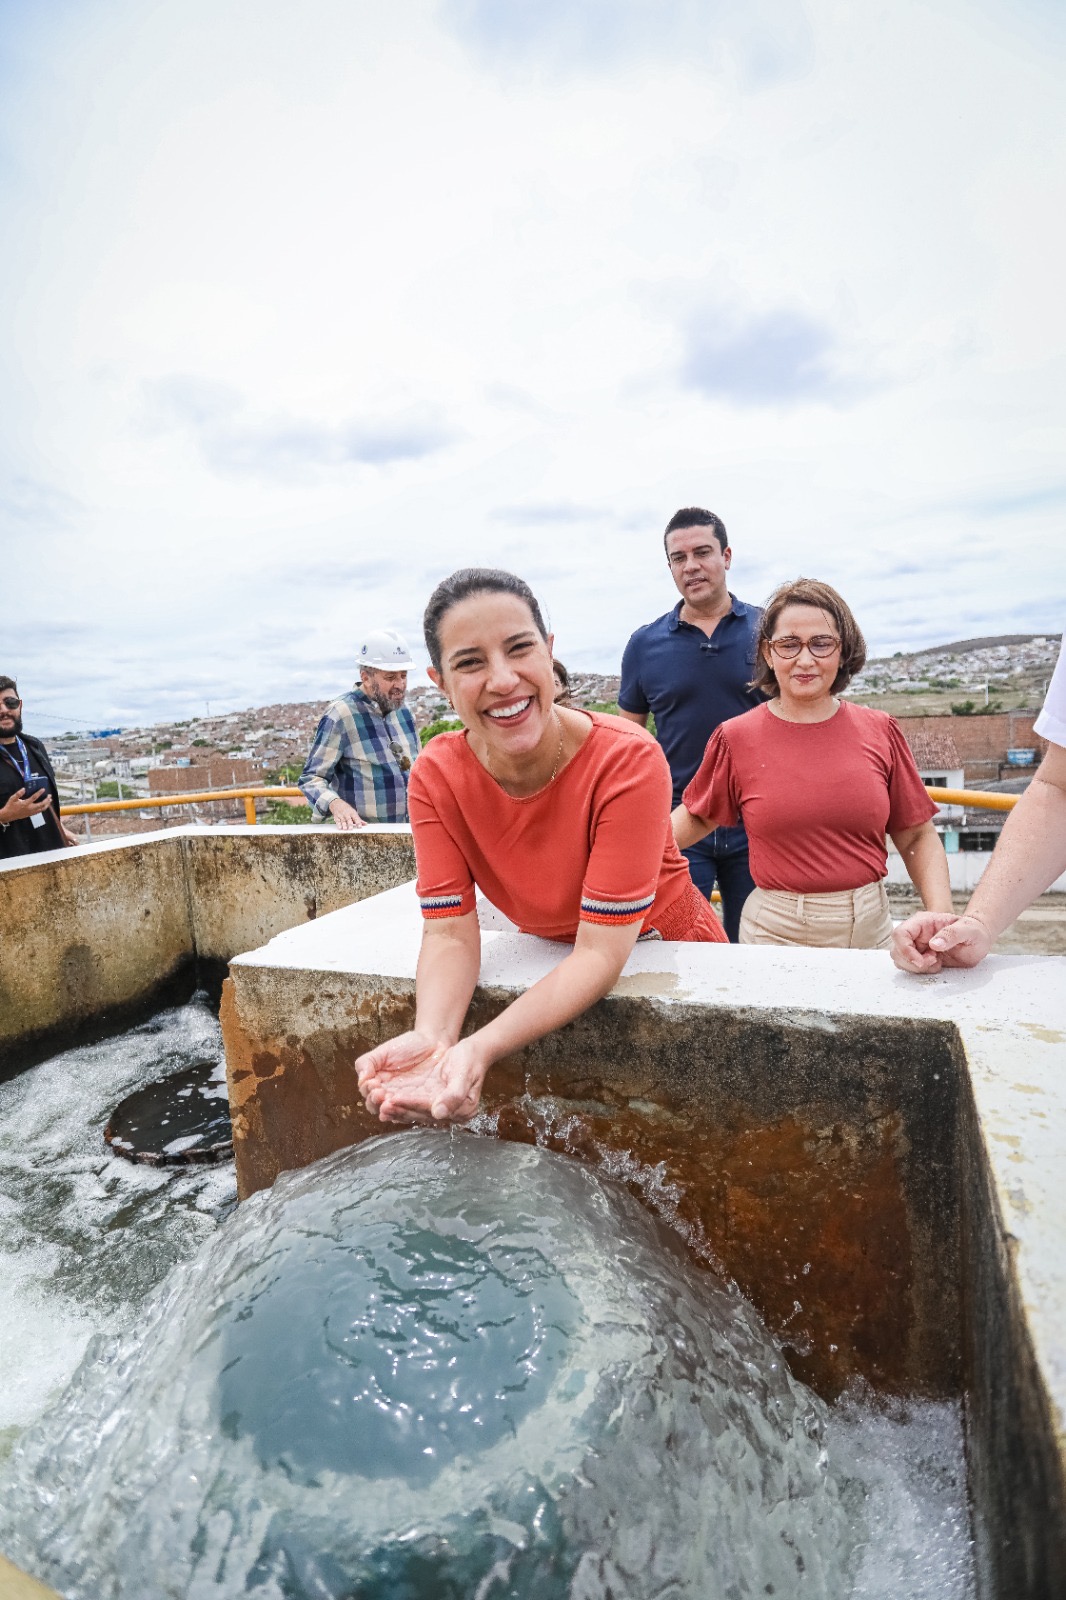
top-left (61, 785), bottom-right (308, 830)
top-left (54, 781), bottom-right (1022, 909)
top-left (925, 786), bottom-right (1018, 813)
top-left (58, 782), bottom-right (1021, 833)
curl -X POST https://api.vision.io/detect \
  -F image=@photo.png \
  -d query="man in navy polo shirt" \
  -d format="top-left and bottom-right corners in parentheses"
top-left (618, 508), bottom-right (763, 941)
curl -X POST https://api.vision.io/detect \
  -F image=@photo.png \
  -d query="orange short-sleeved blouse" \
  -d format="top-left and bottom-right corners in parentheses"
top-left (410, 712), bottom-right (725, 943)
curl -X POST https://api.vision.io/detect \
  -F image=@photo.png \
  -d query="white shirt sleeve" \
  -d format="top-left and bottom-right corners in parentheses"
top-left (1034, 633), bottom-right (1066, 748)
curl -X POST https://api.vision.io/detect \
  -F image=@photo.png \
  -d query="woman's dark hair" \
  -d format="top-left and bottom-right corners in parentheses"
top-left (552, 658), bottom-right (571, 703)
top-left (423, 568), bottom-right (549, 672)
top-left (751, 578), bottom-right (866, 698)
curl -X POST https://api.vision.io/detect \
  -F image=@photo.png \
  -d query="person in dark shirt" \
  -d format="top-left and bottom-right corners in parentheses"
top-left (618, 508), bottom-right (763, 941)
top-left (0, 677), bottom-right (77, 859)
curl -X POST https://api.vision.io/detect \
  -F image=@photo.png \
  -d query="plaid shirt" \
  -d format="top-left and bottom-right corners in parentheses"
top-left (299, 688), bottom-right (420, 824)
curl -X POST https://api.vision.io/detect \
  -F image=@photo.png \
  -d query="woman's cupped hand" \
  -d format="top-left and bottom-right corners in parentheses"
top-left (355, 1030), bottom-right (488, 1124)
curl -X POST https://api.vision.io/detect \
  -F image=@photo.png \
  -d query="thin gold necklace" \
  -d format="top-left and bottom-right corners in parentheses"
top-left (485, 710), bottom-right (565, 794)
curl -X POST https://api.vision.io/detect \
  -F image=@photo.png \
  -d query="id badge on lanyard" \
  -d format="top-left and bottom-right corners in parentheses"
top-left (3, 738), bottom-right (48, 829)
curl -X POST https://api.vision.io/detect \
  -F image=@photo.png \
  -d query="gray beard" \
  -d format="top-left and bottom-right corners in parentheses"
top-left (371, 694), bottom-right (399, 720)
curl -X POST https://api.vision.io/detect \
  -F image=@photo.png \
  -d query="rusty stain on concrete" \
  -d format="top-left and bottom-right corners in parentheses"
top-left (220, 963), bottom-right (959, 1402)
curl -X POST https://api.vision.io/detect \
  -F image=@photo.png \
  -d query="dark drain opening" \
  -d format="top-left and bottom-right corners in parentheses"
top-left (105, 1060), bottom-right (233, 1166)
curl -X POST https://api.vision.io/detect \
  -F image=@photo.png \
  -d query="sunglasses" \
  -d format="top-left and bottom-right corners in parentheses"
top-left (0, 696), bottom-right (21, 710)
top-left (389, 740), bottom-right (412, 772)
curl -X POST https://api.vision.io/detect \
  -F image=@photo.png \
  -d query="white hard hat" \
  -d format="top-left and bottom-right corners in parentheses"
top-left (358, 628), bottom-right (414, 671)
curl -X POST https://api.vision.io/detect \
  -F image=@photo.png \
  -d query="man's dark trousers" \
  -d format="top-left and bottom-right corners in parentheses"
top-left (682, 824), bottom-right (755, 944)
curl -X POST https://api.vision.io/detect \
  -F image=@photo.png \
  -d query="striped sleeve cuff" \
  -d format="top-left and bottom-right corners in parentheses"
top-left (419, 890), bottom-right (473, 920)
top-left (579, 892), bottom-right (655, 927)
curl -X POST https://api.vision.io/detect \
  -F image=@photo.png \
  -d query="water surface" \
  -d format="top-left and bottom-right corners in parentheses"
top-left (0, 1126), bottom-right (974, 1598)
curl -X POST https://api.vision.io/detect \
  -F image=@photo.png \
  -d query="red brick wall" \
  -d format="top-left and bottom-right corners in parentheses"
top-left (895, 712), bottom-right (1047, 783)
top-left (148, 759), bottom-right (268, 795)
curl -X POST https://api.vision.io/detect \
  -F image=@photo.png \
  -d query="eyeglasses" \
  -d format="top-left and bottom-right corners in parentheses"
top-left (0, 696), bottom-right (21, 710)
top-left (768, 635), bottom-right (840, 660)
top-left (389, 740), bottom-right (412, 773)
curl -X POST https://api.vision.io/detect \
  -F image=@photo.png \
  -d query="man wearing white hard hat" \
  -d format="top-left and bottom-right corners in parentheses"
top-left (299, 629), bottom-right (420, 827)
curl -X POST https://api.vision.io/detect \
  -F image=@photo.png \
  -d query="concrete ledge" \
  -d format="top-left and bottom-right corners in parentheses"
top-left (180, 824), bottom-right (415, 961)
top-left (0, 833), bottom-right (193, 1073)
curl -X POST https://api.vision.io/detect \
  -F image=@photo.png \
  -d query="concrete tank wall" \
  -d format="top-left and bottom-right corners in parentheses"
top-left (0, 826), bottom-right (416, 1076)
top-left (184, 825), bottom-right (415, 963)
top-left (0, 835), bottom-right (193, 1076)
top-left (221, 886), bottom-right (1066, 1598)
top-left (221, 963), bottom-right (962, 1400)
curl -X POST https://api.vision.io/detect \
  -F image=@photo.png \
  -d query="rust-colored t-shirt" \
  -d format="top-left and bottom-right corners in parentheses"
top-left (410, 712), bottom-right (725, 942)
top-left (682, 701), bottom-right (937, 893)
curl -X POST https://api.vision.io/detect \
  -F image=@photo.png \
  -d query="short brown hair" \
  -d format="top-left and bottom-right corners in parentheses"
top-left (0, 676), bottom-right (17, 698)
top-left (751, 578), bottom-right (866, 698)
top-left (663, 507), bottom-right (727, 555)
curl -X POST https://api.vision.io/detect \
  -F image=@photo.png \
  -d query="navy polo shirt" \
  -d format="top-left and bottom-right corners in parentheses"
top-left (619, 595), bottom-right (764, 807)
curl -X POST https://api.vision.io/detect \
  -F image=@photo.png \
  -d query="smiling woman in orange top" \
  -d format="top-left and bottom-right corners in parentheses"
top-left (356, 568), bottom-right (726, 1126)
top-left (672, 578), bottom-right (952, 949)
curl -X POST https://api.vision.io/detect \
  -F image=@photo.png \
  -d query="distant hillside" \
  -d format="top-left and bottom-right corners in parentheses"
top-left (882, 632), bottom-right (1057, 660)
top-left (848, 631), bottom-right (1058, 719)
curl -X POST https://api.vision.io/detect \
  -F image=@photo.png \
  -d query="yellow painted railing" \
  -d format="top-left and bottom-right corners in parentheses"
top-left (54, 780), bottom-right (1023, 865)
top-left (925, 786), bottom-right (1018, 813)
top-left (60, 782), bottom-right (1021, 828)
top-left (54, 783), bottom-right (1021, 904)
top-left (61, 785), bottom-right (307, 827)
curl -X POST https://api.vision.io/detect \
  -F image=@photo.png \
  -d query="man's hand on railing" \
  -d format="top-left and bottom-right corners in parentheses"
top-left (328, 798), bottom-right (366, 831)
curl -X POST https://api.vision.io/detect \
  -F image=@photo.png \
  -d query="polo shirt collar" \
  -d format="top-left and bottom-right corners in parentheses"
top-left (668, 593), bottom-right (743, 631)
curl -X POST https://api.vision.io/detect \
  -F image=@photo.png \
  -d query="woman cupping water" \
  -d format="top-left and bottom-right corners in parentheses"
top-left (356, 569), bottom-right (726, 1125)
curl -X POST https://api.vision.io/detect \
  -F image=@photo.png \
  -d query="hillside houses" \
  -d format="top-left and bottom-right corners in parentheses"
top-left (850, 633), bottom-right (1058, 697)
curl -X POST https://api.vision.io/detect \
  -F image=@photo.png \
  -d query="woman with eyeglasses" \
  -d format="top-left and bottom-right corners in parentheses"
top-left (356, 567), bottom-right (727, 1126)
top-left (671, 579), bottom-right (951, 948)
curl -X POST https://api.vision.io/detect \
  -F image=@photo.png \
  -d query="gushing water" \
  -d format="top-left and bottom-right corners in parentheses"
top-left (0, 994), bottom-right (236, 1451)
top-left (0, 1129), bottom-right (973, 1598)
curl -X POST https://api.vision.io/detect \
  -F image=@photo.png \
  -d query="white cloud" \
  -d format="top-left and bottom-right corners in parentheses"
top-left (0, 0), bottom-right (1063, 727)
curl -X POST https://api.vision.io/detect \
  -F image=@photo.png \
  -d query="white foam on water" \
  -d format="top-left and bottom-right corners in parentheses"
top-left (831, 1391), bottom-right (975, 1599)
top-left (161, 1134), bottom-right (205, 1154)
top-left (0, 996), bottom-right (237, 1444)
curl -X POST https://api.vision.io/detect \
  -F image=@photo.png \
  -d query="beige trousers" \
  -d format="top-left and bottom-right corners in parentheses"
top-left (738, 880), bottom-right (894, 950)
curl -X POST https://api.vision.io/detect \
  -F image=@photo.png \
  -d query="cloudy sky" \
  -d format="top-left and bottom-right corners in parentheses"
top-left (2, 0), bottom-right (1064, 731)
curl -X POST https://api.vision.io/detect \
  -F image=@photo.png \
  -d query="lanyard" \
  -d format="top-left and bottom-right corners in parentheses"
top-left (0, 737), bottom-right (33, 783)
